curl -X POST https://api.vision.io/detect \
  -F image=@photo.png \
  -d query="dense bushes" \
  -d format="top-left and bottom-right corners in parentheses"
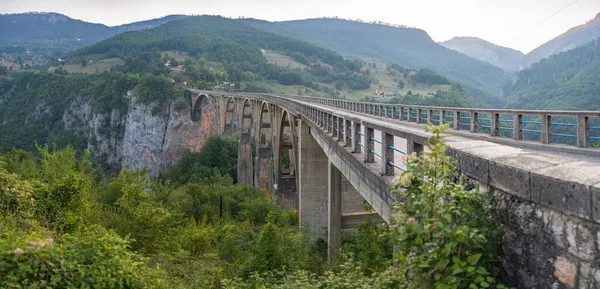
top-left (0, 221), bottom-right (166, 289)
top-left (0, 130), bottom-right (510, 288)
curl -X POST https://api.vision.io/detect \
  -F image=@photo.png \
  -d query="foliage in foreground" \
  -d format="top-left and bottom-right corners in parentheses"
top-left (0, 129), bottom-right (510, 288)
top-left (223, 125), bottom-right (511, 289)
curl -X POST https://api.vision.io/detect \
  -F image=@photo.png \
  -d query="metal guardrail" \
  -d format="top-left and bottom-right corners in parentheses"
top-left (312, 97), bottom-right (600, 149)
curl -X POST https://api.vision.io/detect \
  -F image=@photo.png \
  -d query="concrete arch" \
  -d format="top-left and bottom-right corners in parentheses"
top-left (222, 97), bottom-right (237, 136)
top-left (258, 102), bottom-right (273, 147)
top-left (276, 109), bottom-right (298, 209)
top-left (241, 98), bottom-right (253, 134)
top-left (191, 93), bottom-right (210, 122)
top-left (237, 98), bottom-right (254, 185)
top-left (255, 101), bottom-right (275, 193)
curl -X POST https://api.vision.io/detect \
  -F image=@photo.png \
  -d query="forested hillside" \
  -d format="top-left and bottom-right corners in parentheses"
top-left (240, 18), bottom-right (512, 96)
top-left (74, 16), bottom-right (370, 93)
top-left (0, 12), bottom-right (187, 51)
top-left (440, 37), bottom-right (524, 72)
top-left (520, 12), bottom-right (600, 69)
top-left (0, 15), bottom-right (373, 170)
top-left (504, 37), bottom-right (600, 110)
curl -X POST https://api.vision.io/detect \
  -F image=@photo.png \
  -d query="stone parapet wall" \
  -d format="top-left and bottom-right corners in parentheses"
top-left (448, 140), bottom-right (600, 289)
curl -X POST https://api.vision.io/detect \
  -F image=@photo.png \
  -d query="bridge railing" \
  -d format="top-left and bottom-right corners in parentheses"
top-left (190, 89), bottom-right (600, 149)
top-left (303, 97), bottom-right (600, 149)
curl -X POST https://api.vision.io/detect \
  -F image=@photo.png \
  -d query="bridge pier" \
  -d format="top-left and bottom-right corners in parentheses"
top-left (298, 121), bottom-right (328, 240)
top-left (255, 147), bottom-right (272, 193)
top-left (328, 162), bottom-right (342, 260)
top-left (237, 132), bottom-right (253, 185)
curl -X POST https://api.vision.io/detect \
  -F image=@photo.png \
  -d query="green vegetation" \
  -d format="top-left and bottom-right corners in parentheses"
top-left (0, 128), bottom-right (511, 288)
top-left (504, 37), bottom-right (600, 110)
top-left (73, 16), bottom-right (371, 95)
top-left (0, 12), bottom-right (187, 52)
top-left (242, 18), bottom-right (512, 97)
top-left (0, 138), bottom-right (321, 288)
top-left (392, 124), bottom-right (507, 288)
top-left (440, 37), bottom-right (524, 72)
top-left (0, 70), bottom-right (187, 153)
top-left (520, 12), bottom-right (600, 69)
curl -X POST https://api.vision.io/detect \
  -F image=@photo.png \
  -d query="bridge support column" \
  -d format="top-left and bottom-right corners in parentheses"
top-left (298, 121), bottom-right (328, 240)
top-left (328, 161), bottom-right (342, 261)
top-left (255, 147), bottom-right (272, 193)
top-left (237, 133), bottom-right (253, 185)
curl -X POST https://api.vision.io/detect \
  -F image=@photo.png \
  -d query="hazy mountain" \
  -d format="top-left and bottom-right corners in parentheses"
top-left (504, 37), bottom-right (600, 110)
top-left (0, 12), bottom-right (187, 50)
top-left (240, 18), bottom-right (512, 96)
top-left (520, 12), bottom-right (600, 69)
top-left (0, 12), bottom-right (113, 49)
top-left (114, 15), bottom-right (188, 33)
top-left (440, 37), bottom-right (524, 72)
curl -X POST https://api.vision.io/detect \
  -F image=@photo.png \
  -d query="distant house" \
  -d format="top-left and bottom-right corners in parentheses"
top-left (176, 65), bottom-right (185, 71)
top-left (209, 67), bottom-right (215, 71)
top-left (260, 49), bottom-right (266, 54)
top-left (165, 60), bottom-right (171, 67)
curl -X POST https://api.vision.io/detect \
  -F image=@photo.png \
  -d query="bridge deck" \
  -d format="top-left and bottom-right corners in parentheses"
top-left (301, 100), bottom-right (600, 164)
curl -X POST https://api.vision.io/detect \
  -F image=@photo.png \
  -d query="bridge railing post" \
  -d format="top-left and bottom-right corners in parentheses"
top-left (332, 116), bottom-right (338, 138)
top-left (427, 109), bottom-right (433, 124)
top-left (417, 108), bottom-right (423, 124)
top-left (337, 117), bottom-right (344, 142)
top-left (491, 112), bottom-right (499, 137)
top-left (381, 132), bottom-right (394, 176)
top-left (407, 140), bottom-right (424, 155)
top-left (439, 109), bottom-right (445, 125)
top-left (577, 114), bottom-right (589, 148)
top-left (542, 114), bottom-right (551, 144)
top-left (513, 113), bottom-right (522, 140)
top-left (353, 122), bottom-right (362, 154)
top-left (470, 111), bottom-right (478, 133)
top-left (328, 114), bottom-right (333, 134)
top-left (345, 119), bottom-right (352, 147)
top-left (407, 108), bottom-right (412, 122)
top-left (453, 111), bottom-right (460, 130)
top-left (364, 125), bottom-right (375, 163)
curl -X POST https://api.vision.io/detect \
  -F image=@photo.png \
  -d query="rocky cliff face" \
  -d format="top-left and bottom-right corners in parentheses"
top-left (62, 95), bottom-right (220, 177)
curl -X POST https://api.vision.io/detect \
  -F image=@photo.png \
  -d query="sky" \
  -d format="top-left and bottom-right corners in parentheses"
top-left (1, 0), bottom-right (599, 53)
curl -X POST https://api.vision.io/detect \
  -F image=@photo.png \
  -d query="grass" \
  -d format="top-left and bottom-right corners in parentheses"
top-left (162, 51), bottom-right (193, 62)
top-left (339, 63), bottom-right (451, 100)
top-left (62, 58), bottom-right (124, 74)
top-left (263, 50), bottom-right (307, 70)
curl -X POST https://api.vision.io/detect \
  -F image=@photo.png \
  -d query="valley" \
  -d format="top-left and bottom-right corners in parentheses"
top-left (1, 7), bottom-right (600, 289)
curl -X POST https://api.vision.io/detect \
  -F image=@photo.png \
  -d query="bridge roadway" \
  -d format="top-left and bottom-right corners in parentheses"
top-left (304, 99), bottom-right (600, 163)
top-left (190, 90), bottom-right (600, 288)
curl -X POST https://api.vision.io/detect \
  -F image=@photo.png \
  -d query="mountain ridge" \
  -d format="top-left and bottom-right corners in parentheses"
top-left (520, 12), bottom-right (600, 69)
top-left (240, 17), bottom-right (512, 99)
top-left (440, 36), bottom-right (524, 72)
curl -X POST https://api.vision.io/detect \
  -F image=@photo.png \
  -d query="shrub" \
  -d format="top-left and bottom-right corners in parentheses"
top-left (391, 124), bottom-right (508, 289)
top-left (0, 222), bottom-right (165, 289)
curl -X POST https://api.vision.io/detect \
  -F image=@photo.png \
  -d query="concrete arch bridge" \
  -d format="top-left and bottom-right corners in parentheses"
top-left (189, 89), bottom-right (600, 288)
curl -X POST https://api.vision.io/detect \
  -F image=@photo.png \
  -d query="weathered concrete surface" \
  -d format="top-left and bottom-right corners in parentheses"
top-left (189, 90), bottom-right (600, 288)
top-left (298, 121), bottom-right (329, 240)
top-left (328, 162), bottom-right (342, 260)
top-left (255, 147), bottom-right (273, 193)
top-left (237, 133), bottom-right (253, 185)
top-left (342, 175), bottom-right (365, 214)
top-left (341, 212), bottom-right (385, 229)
